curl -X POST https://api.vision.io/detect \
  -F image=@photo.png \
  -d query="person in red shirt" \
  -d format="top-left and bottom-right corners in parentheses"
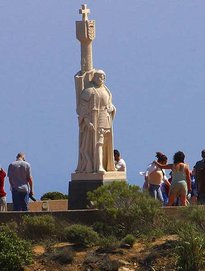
top-left (0, 167), bottom-right (7, 211)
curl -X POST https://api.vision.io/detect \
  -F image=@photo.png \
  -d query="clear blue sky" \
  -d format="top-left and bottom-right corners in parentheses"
top-left (1, 1), bottom-right (205, 201)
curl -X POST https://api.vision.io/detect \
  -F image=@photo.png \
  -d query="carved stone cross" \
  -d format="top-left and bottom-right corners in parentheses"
top-left (79, 4), bottom-right (90, 21)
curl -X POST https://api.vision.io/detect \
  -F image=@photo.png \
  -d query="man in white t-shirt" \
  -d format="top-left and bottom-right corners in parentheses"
top-left (114, 149), bottom-right (126, 172)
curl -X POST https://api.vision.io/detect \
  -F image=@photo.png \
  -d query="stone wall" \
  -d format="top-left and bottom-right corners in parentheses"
top-left (0, 205), bottom-right (200, 225)
top-left (7, 200), bottom-right (68, 212)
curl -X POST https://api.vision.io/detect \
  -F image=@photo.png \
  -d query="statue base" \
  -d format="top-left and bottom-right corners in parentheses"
top-left (68, 171), bottom-right (127, 210)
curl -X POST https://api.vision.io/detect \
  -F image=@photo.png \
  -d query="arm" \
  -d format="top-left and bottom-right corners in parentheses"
top-left (115, 159), bottom-right (126, 171)
top-left (192, 167), bottom-right (196, 176)
top-left (163, 176), bottom-right (171, 187)
top-left (7, 165), bottom-right (13, 189)
top-left (192, 165), bottom-right (199, 193)
top-left (28, 177), bottom-right (33, 195)
top-left (145, 164), bottom-right (153, 184)
top-left (84, 118), bottom-right (95, 131)
top-left (154, 161), bottom-right (173, 170)
top-left (144, 174), bottom-right (149, 187)
top-left (143, 165), bottom-right (151, 188)
top-left (8, 178), bottom-right (13, 191)
top-left (185, 165), bottom-right (191, 191)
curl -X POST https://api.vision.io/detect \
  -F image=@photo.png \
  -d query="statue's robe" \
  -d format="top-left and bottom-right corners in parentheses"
top-left (76, 84), bottom-right (115, 173)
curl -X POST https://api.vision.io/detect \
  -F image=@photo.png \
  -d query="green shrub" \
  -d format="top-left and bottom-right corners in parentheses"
top-left (182, 206), bottom-right (205, 232)
top-left (121, 234), bottom-right (136, 247)
top-left (175, 223), bottom-right (205, 271)
top-left (0, 221), bottom-right (19, 234)
top-left (64, 224), bottom-right (99, 247)
top-left (98, 236), bottom-right (120, 252)
top-left (142, 227), bottom-right (166, 242)
top-left (88, 181), bottom-right (162, 237)
top-left (41, 191), bottom-right (68, 200)
top-left (0, 229), bottom-right (32, 271)
top-left (162, 217), bottom-right (185, 236)
top-left (22, 215), bottom-right (56, 240)
top-left (92, 221), bottom-right (114, 238)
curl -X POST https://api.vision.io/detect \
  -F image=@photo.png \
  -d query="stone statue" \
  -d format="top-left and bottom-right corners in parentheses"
top-left (76, 69), bottom-right (116, 173)
top-left (69, 4), bottom-right (126, 210)
top-left (74, 5), bottom-right (116, 173)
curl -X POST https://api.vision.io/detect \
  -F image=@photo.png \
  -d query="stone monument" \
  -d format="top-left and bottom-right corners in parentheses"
top-left (68, 4), bottom-right (126, 209)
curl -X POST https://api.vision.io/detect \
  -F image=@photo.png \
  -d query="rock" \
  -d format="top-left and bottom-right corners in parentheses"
top-left (118, 267), bottom-right (135, 271)
top-left (118, 259), bottom-right (131, 265)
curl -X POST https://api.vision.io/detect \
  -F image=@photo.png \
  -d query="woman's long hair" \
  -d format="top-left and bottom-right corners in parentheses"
top-left (173, 151), bottom-right (185, 164)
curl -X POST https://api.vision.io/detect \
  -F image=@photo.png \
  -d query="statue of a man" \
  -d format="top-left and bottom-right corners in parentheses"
top-left (76, 70), bottom-right (116, 173)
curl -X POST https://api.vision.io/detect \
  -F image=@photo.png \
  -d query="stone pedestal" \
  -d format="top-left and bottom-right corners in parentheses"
top-left (68, 172), bottom-right (126, 210)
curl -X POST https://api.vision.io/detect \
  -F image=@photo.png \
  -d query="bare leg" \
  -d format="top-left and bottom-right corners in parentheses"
top-left (167, 195), bottom-right (176, 206)
top-left (180, 195), bottom-right (186, 206)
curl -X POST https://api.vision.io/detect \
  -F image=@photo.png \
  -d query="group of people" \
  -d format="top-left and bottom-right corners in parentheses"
top-left (143, 150), bottom-right (205, 206)
top-left (0, 148), bottom-right (125, 213)
top-left (0, 152), bottom-right (34, 211)
top-left (0, 149), bottom-right (125, 213)
top-left (1, 147), bottom-right (205, 211)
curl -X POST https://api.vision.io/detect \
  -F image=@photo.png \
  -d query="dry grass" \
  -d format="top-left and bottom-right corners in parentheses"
top-left (26, 235), bottom-right (178, 271)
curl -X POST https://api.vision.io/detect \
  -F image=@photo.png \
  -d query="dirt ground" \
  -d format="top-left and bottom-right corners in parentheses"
top-left (25, 235), bottom-right (178, 271)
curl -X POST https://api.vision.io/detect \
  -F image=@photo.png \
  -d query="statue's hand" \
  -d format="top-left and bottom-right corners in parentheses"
top-left (107, 106), bottom-right (114, 113)
top-left (88, 122), bottom-right (95, 131)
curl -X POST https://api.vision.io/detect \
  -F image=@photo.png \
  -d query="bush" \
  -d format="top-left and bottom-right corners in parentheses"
top-left (120, 234), bottom-right (136, 248)
top-left (162, 218), bottom-right (185, 236)
top-left (0, 221), bottom-right (19, 234)
top-left (88, 181), bottom-right (162, 237)
top-left (92, 221), bottom-right (114, 238)
top-left (98, 236), bottom-right (120, 252)
top-left (175, 223), bottom-right (205, 271)
top-left (182, 206), bottom-right (205, 231)
top-left (0, 229), bottom-right (32, 271)
top-left (41, 191), bottom-right (68, 200)
top-left (22, 215), bottom-right (56, 240)
top-left (64, 224), bottom-right (99, 247)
